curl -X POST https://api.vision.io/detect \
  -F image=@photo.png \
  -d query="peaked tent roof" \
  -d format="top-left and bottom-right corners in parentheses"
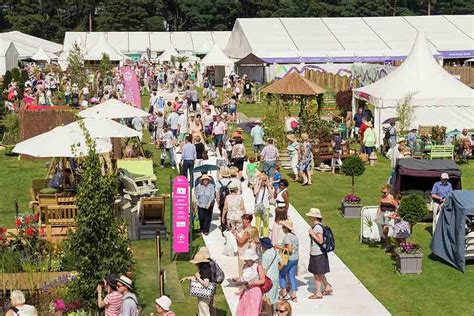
top-left (84, 34), bottom-right (127, 61)
top-left (0, 40), bottom-right (17, 57)
top-left (262, 72), bottom-right (326, 96)
top-left (353, 31), bottom-right (473, 107)
top-left (157, 47), bottom-right (180, 62)
top-left (31, 47), bottom-right (57, 62)
top-left (200, 44), bottom-right (233, 67)
top-left (0, 31), bottom-right (62, 58)
top-left (235, 53), bottom-right (267, 67)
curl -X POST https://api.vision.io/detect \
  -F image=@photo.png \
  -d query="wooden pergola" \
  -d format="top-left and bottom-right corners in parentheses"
top-left (262, 72), bottom-right (326, 117)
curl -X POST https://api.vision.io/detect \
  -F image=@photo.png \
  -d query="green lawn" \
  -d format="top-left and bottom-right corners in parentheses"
top-left (2, 92), bottom-right (474, 315)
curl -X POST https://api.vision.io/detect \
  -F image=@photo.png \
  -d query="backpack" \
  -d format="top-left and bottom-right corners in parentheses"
top-left (124, 296), bottom-right (142, 316)
top-left (218, 180), bottom-right (230, 209)
top-left (209, 259), bottom-right (225, 284)
top-left (317, 224), bottom-right (335, 253)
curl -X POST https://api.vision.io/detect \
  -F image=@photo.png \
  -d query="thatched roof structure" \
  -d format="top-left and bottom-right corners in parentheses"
top-left (262, 72), bottom-right (326, 96)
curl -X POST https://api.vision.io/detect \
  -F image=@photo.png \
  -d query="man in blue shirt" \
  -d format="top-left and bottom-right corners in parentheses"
top-left (181, 135), bottom-right (196, 183)
top-left (250, 120), bottom-right (265, 160)
top-left (431, 172), bottom-right (453, 231)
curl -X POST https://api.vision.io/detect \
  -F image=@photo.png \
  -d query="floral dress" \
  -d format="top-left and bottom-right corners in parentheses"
top-left (298, 141), bottom-right (312, 172)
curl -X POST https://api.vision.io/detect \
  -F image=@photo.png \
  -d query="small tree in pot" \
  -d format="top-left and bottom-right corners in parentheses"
top-left (395, 194), bottom-right (428, 274)
top-left (340, 156), bottom-right (366, 218)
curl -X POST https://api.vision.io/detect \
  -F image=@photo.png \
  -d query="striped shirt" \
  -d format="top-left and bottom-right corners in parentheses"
top-left (261, 144), bottom-right (279, 162)
top-left (104, 291), bottom-right (122, 316)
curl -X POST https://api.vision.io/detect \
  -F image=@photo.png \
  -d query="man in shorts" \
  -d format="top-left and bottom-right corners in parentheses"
top-left (250, 120), bottom-right (265, 160)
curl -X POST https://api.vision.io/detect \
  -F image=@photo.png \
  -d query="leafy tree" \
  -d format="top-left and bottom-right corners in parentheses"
top-left (98, 53), bottom-right (113, 79)
top-left (398, 194), bottom-right (428, 226)
top-left (18, 69), bottom-right (29, 95)
top-left (67, 43), bottom-right (86, 86)
top-left (11, 68), bottom-right (20, 82)
top-left (65, 122), bottom-right (133, 308)
top-left (335, 90), bottom-right (353, 116)
top-left (396, 93), bottom-right (416, 134)
top-left (3, 70), bottom-right (13, 89)
top-left (95, 0), bottom-right (156, 31)
top-left (341, 156), bottom-right (366, 193)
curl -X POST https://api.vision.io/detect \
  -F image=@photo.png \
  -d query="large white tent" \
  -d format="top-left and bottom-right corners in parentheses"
top-left (225, 15), bottom-right (474, 62)
top-left (31, 47), bottom-right (58, 63)
top-left (353, 31), bottom-right (474, 145)
top-left (84, 34), bottom-right (127, 61)
top-left (0, 40), bottom-right (18, 75)
top-left (63, 31), bottom-right (231, 55)
top-left (0, 31), bottom-right (62, 59)
top-left (200, 44), bottom-right (234, 85)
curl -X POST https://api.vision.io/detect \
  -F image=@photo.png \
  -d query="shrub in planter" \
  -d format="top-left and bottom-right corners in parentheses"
top-left (397, 194), bottom-right (428, 226)
top-left (341, 156), bottom-right (366, 194)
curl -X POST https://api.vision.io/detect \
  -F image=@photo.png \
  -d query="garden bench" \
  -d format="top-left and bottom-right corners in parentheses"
top-left (44, 205), bottom-right (78, 226)
top-left (429, 145), bottom-right (454, 160)
top-left (30, 178), bottom-right (50, 200)
top-left (315, 141), bottom-right (351, 166)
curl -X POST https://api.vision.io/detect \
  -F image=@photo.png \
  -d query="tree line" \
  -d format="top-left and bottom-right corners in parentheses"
top-left (0, 0), bottom-right (472, 43)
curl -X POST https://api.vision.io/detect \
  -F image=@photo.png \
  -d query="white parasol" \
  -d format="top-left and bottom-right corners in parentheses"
top-left (64, 118), bottom-right (140, 138)
top-left (12, 126), bottom-right (112, 158)
top-left (78, 99), bottom-right (149, 119)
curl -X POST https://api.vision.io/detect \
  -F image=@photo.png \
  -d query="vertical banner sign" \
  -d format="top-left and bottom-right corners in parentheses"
top-left (120, 66), bottom-right (142, 109)
top-left (172, 175), bottom-right (190, 253)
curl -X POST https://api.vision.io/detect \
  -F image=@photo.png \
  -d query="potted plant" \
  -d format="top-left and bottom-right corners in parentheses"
top-left (394, 194), bottom-right (428, 274)
top-left (340, 156), bottom-right (365, 218)
top-left (341, 194), bottom-right (363, 218)
top-left (395, 242), bottom-right (423, 274)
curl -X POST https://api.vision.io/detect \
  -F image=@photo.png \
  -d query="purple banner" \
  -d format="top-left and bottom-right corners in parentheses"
top-left (172, 175), bottom-right (190, 254)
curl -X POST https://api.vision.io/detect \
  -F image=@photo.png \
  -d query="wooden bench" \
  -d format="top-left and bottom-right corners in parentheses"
top-left (315, 141), bottom-right (351, 166)
top-left (30, 179), bottom-right (51, 201)
top-left (45, 205), bottom-right (78, 226)
top-left (429, 145), bottom-right (454, 160)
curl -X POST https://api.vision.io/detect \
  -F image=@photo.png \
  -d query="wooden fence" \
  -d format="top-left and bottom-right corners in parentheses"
top-left (304, 70), bottom-right (351, 92)
top-left (444, 66), bottom-right (474, 85)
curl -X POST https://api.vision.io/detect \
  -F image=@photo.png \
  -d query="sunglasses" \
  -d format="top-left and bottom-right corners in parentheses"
top-left (277, 309), bottom-right (287, 313)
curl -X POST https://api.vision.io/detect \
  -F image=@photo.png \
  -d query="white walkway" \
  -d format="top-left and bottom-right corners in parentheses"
top-left (177, 157), bottom-right (390, 315)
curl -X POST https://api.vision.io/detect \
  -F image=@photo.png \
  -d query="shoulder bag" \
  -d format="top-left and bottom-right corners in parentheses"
top-left (189, 279), bottom-right (216, 299)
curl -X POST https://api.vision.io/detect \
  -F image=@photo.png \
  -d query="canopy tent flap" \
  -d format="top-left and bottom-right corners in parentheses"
top-left (431, 191), bottom-right (474, 272)
top-left (392, 158), bottom-right (462, 194)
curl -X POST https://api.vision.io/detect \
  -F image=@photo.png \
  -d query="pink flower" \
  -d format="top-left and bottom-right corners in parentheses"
top-left (54, 299), bottom-right (65, 311)
top-left (25, 227), bottom-right (34, 237)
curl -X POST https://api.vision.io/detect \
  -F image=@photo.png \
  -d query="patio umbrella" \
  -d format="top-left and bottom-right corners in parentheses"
top-left (382, 117), bottom-right (397, 125)
top-left (78, 98), bottom-right (149, 119)
top-left (64, 118), bottom-right (140, 138)
top-left (193, 164), bottom-right (220, 174)
top-left (12, 126), bottom-right (112, 158)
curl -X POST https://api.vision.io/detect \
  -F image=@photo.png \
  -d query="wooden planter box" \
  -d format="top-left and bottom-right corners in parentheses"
top-left (396, 252), bottom-right (423, 274)
top-left (341, 202), bottom-right (362, 218)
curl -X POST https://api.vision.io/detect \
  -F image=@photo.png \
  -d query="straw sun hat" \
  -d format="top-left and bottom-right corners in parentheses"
top-left (287, 134), bottom-right (296, 142)
top-left (281, 219), bottom-right (294, 231)
top-left (301, 133), bottom-right (309, 141)
top-left (306, 208), bottom-right (323, 219)
top-left (190, 251), bottom-right (210, 264)
top-left (220, 168), bottom-right (231, 178)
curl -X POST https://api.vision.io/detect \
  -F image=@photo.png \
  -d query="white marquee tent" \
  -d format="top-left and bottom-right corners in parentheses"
top-left (84, 34), bottom-right (127, 61)
top-left (31, 47), bottom-right (58, 63)
top-left (157, 47), bottom-right (180, 63)
top-left (225, 15), bottom-right (474, 62)
top-left (0, 31), bottom-right (62, 59)
top-left (0, 40), bottom-right (19, 75)
top-left (353, 31), bottom-right (474, 145)
top-left (200, 44), bottom-right (234, 85)
top-left (63, 31), bottom-right (231, 55)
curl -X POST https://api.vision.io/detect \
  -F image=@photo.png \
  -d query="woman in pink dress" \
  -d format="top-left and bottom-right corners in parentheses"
top-left (236, 249), bottom-right (266, 316)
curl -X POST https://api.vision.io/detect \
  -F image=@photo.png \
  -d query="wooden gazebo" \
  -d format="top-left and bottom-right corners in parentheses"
top-left (262, 72), bottom-right (326, 96)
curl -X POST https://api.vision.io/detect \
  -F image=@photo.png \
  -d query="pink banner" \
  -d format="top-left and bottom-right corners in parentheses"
top-left (120, 66), bottom-right (142, 109)
top-left (172, 175), bottom-right (190, 253)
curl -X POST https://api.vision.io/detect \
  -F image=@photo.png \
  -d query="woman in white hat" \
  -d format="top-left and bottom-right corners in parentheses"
top-left (155, 295), bottom-right (175, 316)
top-left (235, 249), bottom-right (266, 316)
top-left (181, 249), bottom-right (215, 316)
top-left (306, 208), bottom-right (333, 299)
top-left (194, 174), bottom-right (216, 235)
top-left (277, 220), bottom-right (299, 302)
